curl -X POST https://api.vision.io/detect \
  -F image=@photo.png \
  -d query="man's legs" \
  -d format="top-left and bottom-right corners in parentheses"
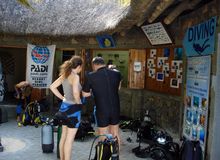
top-left (109, 124), bottom-right (121, 147)
top-left (97, 126), bottom-right (109, 141)
top-left (98, 125), bottom-right (120, 143)
top-left (98, 125), bottom-right (120, 156)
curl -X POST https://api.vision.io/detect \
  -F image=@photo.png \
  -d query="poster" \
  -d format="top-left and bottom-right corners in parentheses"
top-left (141, 22), bottom-right (172, 45)
top-left (183, 55), bottom-right (211, 152)
top-left (183, 16), bottom-right (217, 56)
top-left (26, 44), bottom-right (55, 88)
top-left (134, 62), bottom-right (142, 72)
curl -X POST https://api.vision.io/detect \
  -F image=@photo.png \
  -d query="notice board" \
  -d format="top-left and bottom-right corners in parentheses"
top-left (145, 47), bottom-right (183, 95)
top-left (141, 22), bottom-right (172, 45)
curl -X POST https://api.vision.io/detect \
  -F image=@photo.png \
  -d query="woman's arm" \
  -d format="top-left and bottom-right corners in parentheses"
top-left (14, 84), bottom-right (20, 98)
top-left (14, 81), bottom-right (24, 99)
top-left (50, 76), bottom-right (64, 101)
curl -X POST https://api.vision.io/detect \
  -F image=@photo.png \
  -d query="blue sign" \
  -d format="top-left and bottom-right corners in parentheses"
top-left (183, 16), bottom-right (217, 57)
top-left (96, 35), bottom-right (116, 48)
top-left (183, 56), bottom-right (211, 152)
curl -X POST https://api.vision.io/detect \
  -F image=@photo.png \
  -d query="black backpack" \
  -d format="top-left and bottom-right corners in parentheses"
top-left (89, 135), bottom-right (119, 160)
top-left (75, 119), bottom-right (94, 141)
top-left (180, 140), bottom-right (202, 160)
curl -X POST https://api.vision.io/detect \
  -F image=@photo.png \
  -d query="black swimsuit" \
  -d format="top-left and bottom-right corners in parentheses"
top-left (83, 67), bottom-right (121, 127)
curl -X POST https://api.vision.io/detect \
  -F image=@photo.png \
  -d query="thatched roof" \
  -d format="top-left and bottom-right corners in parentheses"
top-left (0, 0), bottom-right (211, 37)
top-left (0, 0), bottom-right (131, 36)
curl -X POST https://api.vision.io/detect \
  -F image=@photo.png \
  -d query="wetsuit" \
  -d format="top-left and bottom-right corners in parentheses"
top-left (59, 78), bottom-right (82, 128)
top-left (83, 67), bottom-right (122, 127)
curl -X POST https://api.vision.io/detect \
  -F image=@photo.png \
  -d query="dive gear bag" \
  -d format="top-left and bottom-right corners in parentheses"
top-left (89, 134), bottom-right (119, 160)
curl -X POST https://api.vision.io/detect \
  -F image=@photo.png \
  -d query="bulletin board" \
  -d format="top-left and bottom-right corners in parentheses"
top-left (145, 47), bottom-right (183, 96)
top-left (93, 50), bottom-right (129, 87)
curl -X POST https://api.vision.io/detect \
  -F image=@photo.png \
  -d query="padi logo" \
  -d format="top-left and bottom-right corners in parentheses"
top-left (31, 46), bottom-right (50, 64)
top-left (31, 65), bottom-right (48, 72)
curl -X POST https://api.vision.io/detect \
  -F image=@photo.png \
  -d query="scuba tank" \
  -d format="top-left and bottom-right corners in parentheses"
top-left (41, 118), bottom-right (54, 153)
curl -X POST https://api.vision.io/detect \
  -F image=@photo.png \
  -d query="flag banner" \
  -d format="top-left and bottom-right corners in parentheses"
top-left (26, 44), bottom-right (55, 88)
top-left (96, 35), bottom-right (116, 48)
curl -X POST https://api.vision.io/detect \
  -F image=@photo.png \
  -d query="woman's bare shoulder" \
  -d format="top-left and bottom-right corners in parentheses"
top-left (68, 73), bottom-right (79, 83)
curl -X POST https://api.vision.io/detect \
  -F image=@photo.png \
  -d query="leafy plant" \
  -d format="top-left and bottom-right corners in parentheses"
top-left (17, 0), bottom-right (34, 11)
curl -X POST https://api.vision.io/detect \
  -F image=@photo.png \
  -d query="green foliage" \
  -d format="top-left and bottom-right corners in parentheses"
top-left (17, 0), bottom-right (34, 11)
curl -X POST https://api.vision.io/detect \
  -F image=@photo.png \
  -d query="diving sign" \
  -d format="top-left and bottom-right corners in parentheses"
top-left (26, 44), bottom-right (55, 88)
top-left (183, 16), bottom-right (217, 57)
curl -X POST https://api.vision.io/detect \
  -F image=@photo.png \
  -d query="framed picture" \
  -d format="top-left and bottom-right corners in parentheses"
top-left (134, 61), bottom-right (142, 72)
top-left (170, 78), bottom-right (179, 88)
top-left (156, 72), bottom-right (164, 81)
top-left (141, 22), bottom-right (172, 45)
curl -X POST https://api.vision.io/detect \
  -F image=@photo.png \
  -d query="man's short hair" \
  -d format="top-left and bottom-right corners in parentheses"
top-left (92, 57), bottom-right (105, 65)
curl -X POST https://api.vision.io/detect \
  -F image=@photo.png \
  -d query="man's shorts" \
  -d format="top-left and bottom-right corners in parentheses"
top-left (59, 102), bottom-right (82, 128)
top-left (95, 108), bottom-right (120, 128)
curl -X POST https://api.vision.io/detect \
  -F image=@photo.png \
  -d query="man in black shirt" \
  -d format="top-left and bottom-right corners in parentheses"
top-left (82, 57), bottom-right (122, 142)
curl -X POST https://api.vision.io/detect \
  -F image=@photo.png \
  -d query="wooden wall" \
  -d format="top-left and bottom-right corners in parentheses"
top-left (128, 49), bottom-right (146, 89)
top-left (128, 47), bottom-right (183, 96)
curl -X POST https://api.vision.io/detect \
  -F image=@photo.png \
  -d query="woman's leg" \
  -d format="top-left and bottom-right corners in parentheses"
top-left (16, 104), bottom-right (22, 127)
top-left (63, 127), bottom-right (78, 160)
top-left (60, 125), bottom-right (67, 160)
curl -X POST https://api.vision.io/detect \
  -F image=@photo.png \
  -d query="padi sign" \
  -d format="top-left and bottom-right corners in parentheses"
top-left (26, 44), bottom-right (55, 88)
top-left (183, 16), bottom-right (217, 57)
